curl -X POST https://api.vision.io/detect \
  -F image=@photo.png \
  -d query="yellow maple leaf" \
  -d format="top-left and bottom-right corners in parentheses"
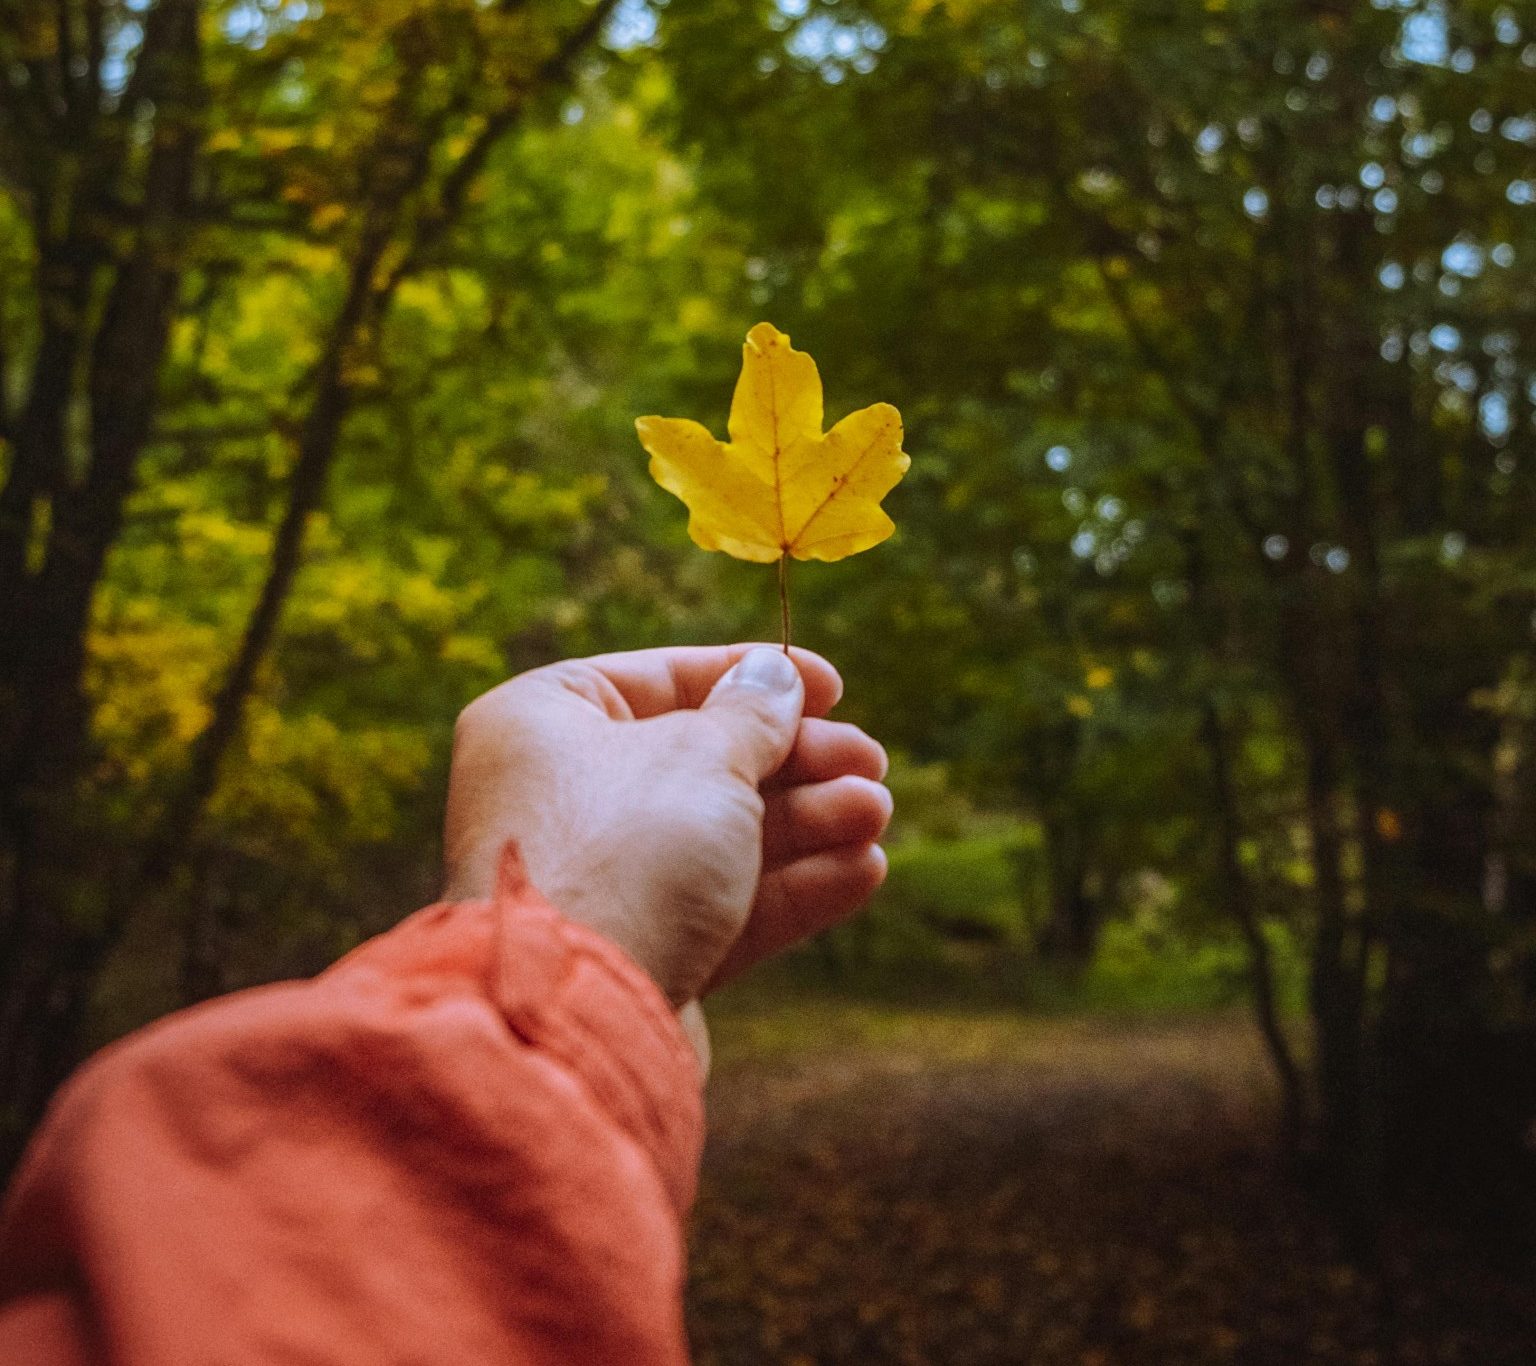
top-left (636, 322), bottom-right (909, 564)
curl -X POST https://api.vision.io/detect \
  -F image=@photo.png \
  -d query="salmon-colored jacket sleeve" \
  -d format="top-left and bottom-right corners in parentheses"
top-left (0, 845), bottom-right (705, 1365)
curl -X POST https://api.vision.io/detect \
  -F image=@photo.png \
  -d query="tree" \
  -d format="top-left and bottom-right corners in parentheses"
top-left (0, 0), bottom-right (623, 1167)
top-left (644, 0), bottom-right (1536, 1228)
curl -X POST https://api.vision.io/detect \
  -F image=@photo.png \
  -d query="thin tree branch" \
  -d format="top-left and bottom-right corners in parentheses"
top-left (137, 0), bottom-right (622, 892)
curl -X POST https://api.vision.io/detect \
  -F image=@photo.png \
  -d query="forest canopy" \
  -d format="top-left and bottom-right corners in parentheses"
top-left (2, 0), bottom-right (1536, 1232)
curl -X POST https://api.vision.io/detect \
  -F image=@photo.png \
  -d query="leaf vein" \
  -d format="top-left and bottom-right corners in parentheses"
top-left (788, 418), bottom-right (894, 550)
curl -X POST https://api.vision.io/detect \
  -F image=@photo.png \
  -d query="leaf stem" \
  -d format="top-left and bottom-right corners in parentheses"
top-left (778, 553), bottom-right (791, 653)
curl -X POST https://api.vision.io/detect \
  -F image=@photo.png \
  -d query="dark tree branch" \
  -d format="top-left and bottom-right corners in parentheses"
top-left (0, 0), bottom-right (197, 637)
top-left (52, 0), bottom-right (77, 120)
top-left (10, 0), bottom-right (205, 773)
top-left (138, 0), bottom-right (622, 893)
top-left (83, 0), bottom-right (105, 111)
top-left (384, 0), bottom-right (621, 291)
top-left (1088, 254), bottom-right (1267, 547)
top-left (1200, 688), bottom-right (1308, 1158)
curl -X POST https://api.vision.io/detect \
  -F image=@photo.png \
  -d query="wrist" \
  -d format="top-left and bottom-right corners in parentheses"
top-left (678, 1001), bottom-right (711, 1079)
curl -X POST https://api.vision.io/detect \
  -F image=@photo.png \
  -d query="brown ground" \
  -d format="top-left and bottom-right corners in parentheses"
top-left (686, 1003), bottom-right (1536, 1365)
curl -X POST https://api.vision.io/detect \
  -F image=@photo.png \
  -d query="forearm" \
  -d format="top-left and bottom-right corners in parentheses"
top-left (0, 844), bottom-right (704, 1366)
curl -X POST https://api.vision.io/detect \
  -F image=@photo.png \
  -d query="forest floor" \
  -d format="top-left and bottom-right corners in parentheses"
top-left (686, 985), bottom-right (1536, 1365)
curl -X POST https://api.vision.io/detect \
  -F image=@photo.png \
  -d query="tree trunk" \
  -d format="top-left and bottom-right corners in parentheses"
top-left (1199, 697), bottom-right (1307, 1160)
top-left (1294, 686), bottom-right (1379, 1248)
top-left (1037, 810), bottom-right (1100, 965)
top-left (0, 0), bottom-right (623, 1177)
top-left (0, 0), bottom-right (206, 1174)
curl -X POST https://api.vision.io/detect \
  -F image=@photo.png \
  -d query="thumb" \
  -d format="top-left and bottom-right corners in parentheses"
top-left (700, 646), bottom-right (806, 783)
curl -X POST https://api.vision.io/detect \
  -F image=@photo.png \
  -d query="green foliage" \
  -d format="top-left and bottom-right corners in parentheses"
top-left (824, 820), bottom-right (1308, 1016)
top-left (874, 831), bottom-right (1033, 952)
top-left (1066, 915), bottom-right (1309, 1016)
top-left (5, 0), bottom-right (1536, 1193)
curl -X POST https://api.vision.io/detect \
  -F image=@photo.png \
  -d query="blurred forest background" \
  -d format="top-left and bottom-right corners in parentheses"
top-left (3, 0), bottom-right (1536, 1357)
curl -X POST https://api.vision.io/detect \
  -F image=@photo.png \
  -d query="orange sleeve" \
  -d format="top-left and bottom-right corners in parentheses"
top-left (0, 844), bottom-right (704, 1366)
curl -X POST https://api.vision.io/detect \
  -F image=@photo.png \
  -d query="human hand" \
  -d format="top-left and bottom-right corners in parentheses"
top-left (442, 644), bottom-right (891, 1007)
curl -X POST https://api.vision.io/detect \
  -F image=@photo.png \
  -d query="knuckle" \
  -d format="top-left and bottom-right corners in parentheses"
top-left (452, 688), bottom-right (537, 766)
top-left (452, 698), bottom-right (488, 753)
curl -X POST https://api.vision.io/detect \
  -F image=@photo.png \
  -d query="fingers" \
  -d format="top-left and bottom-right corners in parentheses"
top-left (568, 644), bottom-right (842, 720)
top-left (708, 843), bottom-right (888, 991)
top-left (762, 776), bottom-right (892, 867)
top-left (770, 717), bottom-right (888, 788)
top-left (697, 648), bottom-right (806, 783)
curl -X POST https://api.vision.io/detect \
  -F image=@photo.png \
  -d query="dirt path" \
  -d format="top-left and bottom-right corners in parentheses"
top-left (687, 1012), bottom-right (1535, 1365)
